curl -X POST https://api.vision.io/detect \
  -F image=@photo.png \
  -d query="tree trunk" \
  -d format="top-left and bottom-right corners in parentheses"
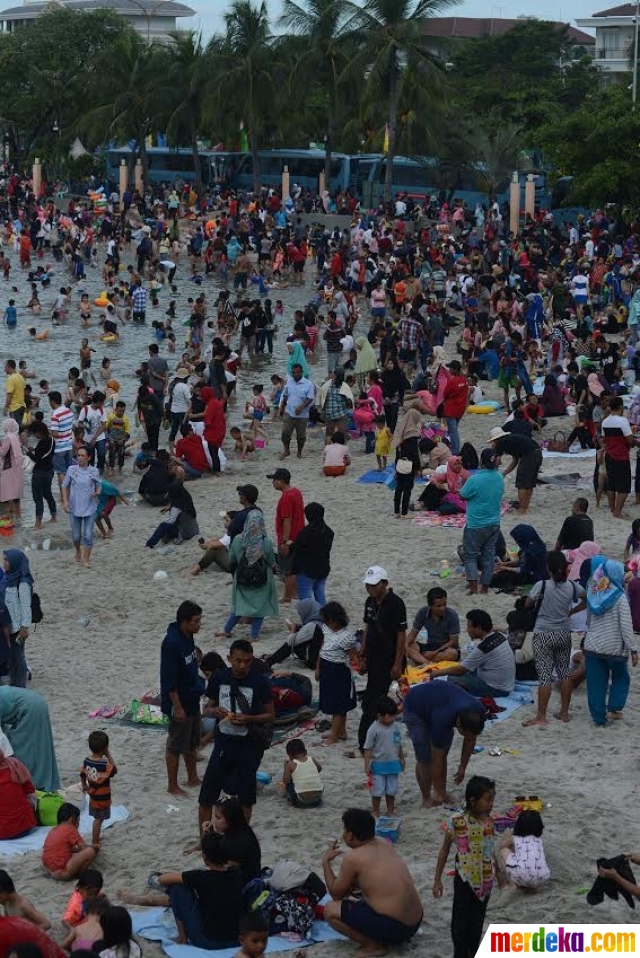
top-left (384, 48), bottom-right (399, 202)
top-left (324, 99), bottom-right (333, 186)
top-left (251, 130), bottom-right (260, 195)
top-left (139, 126), bottom-right (149, 195)
top-left (191, 121), bottom-right (203, 200)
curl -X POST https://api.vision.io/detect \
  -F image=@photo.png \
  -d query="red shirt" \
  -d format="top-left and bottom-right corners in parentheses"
top-left (275, 487), bottom-right (305, 545)
top-left (203, 397), bottom-right (226, 447)
top-left (0, 917), bottom-right (66, 958)
top-left (42, 822), bottom-right (83, 873)
top-left (442, 375), bottom-right (469, 419)
top-left (0, 765), bottom-right (36, 840)
top-left (176, 434), bottom-right (210, 473)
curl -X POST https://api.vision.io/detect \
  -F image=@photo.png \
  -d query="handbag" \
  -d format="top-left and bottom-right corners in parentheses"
top-left (511, 582), bottom-right (546, 632)
top-left (22, 454), bottom-right (34, 475)
top-left (395, 457), bottom-right (413, 475)
top-left (547, 431), bottom-right (569, 453)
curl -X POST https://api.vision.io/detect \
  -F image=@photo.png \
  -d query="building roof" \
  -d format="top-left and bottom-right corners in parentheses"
top-left (0, 0), bottom-right (194, 19)
top-left (592, 3), bottom-right (637, 15)
top-left (423, 16), bottom-right (595, 44)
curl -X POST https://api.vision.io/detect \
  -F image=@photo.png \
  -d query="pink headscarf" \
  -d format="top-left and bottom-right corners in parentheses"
top-left (567, 540), bottom-right (601, 580)
top-left (446, 456), bottom-right (469, 494)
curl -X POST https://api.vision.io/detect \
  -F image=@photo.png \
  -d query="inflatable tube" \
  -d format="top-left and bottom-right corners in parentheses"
top-left (467, 401), bottom-right (500, 414)
top-left (95, 298), bottom-right (109, 307)
top-left (99, 334), bottom-right (119, 343)
top-left (256, 770), bottom-right (271, 784)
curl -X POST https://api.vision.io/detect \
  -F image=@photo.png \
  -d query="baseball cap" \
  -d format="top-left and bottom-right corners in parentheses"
top-left (363, 565), bottom-right (388, 586)
top-left (488, 427), bottom-right (509, 442)
top-left (267, 468), bottom-right (291, 483)
top-left (480, 448), bottom-right (498, 468)
top-left (236, 484), bottom-right (259, 503)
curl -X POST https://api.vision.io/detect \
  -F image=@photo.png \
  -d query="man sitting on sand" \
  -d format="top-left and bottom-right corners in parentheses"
top-left (322, 808), bottom-right (423, 957)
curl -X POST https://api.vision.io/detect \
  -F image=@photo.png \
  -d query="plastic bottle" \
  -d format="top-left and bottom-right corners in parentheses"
top-left (439, 559), bottom-right (450, 578)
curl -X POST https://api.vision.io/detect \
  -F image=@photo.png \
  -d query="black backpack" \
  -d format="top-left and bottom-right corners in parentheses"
top-left (460, 442), bottom-right (479, 471)
top-left (31, 591), bottom-right (43, 625)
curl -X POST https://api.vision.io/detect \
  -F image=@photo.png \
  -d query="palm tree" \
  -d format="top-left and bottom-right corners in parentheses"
top-left (279, 0), bottom-right (356, 183)
top-left (468, 120), bottom-right (523, 201)
top-left (350, 0), bottom-right (458, 199)
top-left (216, 0), bottom-right (274, 193)
top-left (163, 30), bottom-right (211, 197)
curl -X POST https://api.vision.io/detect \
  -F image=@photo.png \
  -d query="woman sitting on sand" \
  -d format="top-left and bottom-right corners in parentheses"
top-left (414, 455), bottom-right (469, 513)
top-left (145, 478), bottom-right (199, 549)
top-left (0, 747), bottom-right (37, 840)
top-left (0, 686), bottom-right (60, 792)
top-left (491, 524), bottom-right (547, 592)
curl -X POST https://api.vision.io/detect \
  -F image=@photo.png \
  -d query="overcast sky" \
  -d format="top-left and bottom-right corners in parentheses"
top-left (187, 0), bottom-right (596, 43)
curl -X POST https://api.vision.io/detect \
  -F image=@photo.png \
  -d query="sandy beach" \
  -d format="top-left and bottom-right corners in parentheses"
top-left (1, 241), bottom-right (639, 955)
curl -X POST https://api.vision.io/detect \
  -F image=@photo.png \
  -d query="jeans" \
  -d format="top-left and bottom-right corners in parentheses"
top-left (168, 885), bottom-right (237, 950)
top-left (449, 673), bottom-right (509, 698)
top-left (264, 329), bottom-right (274, 354)
top-left (296, 573), bottom-right (327, 605)
top-left (463, 524), bottom-right (500, 586)
top-left (255, 329), bottom-right (266, 352)
top-left (364, 431), bottom-right (376, 453)
top-left (180, 461), bottom-right (202, 479)
top-left (327, 352), bottom-right (340, 374)
top-left (224, 614), bottom-right (264, 639)
top-left (585, 653), bottom-right (631, 725)
top-left (31, 470), bottom-right (56, 520)
top-left (146, 520), bottom-right (179, 548)
top-left (631, 323), bottom-right (639, 347)
top-left (89, 439), bottom-right (106, 474)
top-left (70, 512), bottom-right (96, 547)
top-left (445, 417), bottom-right (461, 455)
top-left (9, 636), bottom-right (27, 687)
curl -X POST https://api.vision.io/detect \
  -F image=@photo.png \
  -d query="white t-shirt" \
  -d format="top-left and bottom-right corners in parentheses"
top-left (170, 381), bottom-right (191, 414)
top-left (78, 405), bottom-right (107, 442)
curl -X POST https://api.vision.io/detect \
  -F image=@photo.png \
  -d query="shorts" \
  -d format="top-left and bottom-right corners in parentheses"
top-left (281, 413), bottom-right (308, 446)
top-left (371, 307), bottom-right (386, 318)
top-left (340, 899), bottom-right (422, 945)
top-left (97, 496), bottom-right (116, 520)
top-left (132, 310), bottom-right (146, 323)
top-left (278, 550), bottom-right (294, 577)
top-left (515, 449), bottom-right (543, 490)
top-left (398, 347), bottom-right (417, 365)
top-left (323, 465), bottom-right (347, 477)
top-left (402, 709), bottom-right (433, 763)
top-left (252, 409), bottom-right (264, 421)
top-left (293, 261), bottom-right (304, 274)
top-left (53, 450), bottom-right (72, 475)
top-left (89, 804), bottom-right (111, 822)
top-left (605, 455), bottom-right (631, 494)
top-left (371, 773), bottom-right (399, 798)
top-left (166, 715), bottom-right (201, 754)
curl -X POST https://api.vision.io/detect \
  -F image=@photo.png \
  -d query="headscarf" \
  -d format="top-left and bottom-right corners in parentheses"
top-left (586, 557), bottom-right (625, 616)
top-left (354, 337), bottom-right (378, 375)
top-left (287, 341), bottom-right (309, 378)
top-left (381, 359), bottom-right (405, 399)
top-left (429, 345), bottom-right (447, 372)
top-left (510, 524), bottom-right (547, 580)
top-left (567, 540), bottom-right (601, 580)
top-left (2, 549), bottom-right (34, 589)
top-left (0, 748), bottom-right (32, 785)
top-left (241, 508), bottom-right (267, 565)
top-left (167, 480), bottom-right (196, 518)
top-left (1, 418), bottom-right (21, 467)
top-left (393, 405), bottom-right (423, 446)
top-left (587, 373), bottom-right (604, 398)
top-left (296, 598), bottom-right (323, 625)
top-left (445, 456), bottom-right (469, 493)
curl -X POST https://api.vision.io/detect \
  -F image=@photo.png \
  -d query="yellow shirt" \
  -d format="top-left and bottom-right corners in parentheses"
top-left (5, 372), bottom-right (25, 411)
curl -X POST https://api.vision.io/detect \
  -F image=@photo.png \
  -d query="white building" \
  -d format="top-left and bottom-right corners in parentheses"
top-left (0, 0), bottom-right (195, 41)
top-left (576, 4), bottom-right (636, 78)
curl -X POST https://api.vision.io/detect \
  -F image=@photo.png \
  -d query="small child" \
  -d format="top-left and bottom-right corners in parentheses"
top-left (374, 415), bottom-right (393, 470)
top-left (199, 651), bottom-right (225, 747)
top-left (353, 393), bottom-right (377, 453)
top-left (133, 442), bottom-right (151, 473)
top-left (433, 776), bottom-right (503, 958)
top-left (269, 375), bottom-right (284, 421)
top-left (316, 602), bottom-right (358, 745)
top-left (244, 384), bottom-right (269, 442)
top-left (79, 339), bottom-right (95, 373)
top-left (500, 810), bottom-right (550, 890)
top-left (363, 696), bottom-right (405, 817)
top-left (322, 431), bottom-right (351, 477)
top-left (230, 425), bottom-right (256, 461)
top-left (625, 517), bottom-right (640, 563)
top-left (234, 912), bottom-right (269, 958)
top-left (105, 401), bottom-right (131, 474)
top-left (0, 869), bottom-right (50, 929)
top-left (4, 299), bottom-right (17, 328)
top-left (97, 906), bottom-right (142, 958)
top-left (95, 478), bottom-right (130, 539)
top-left (62, 895), bottom-right (108, 951)
top-left (281, 738), bottom-right (323, 807)
top-left (62, 869), bottom-right (105, 929)
top-left (42, 803), bottom-right (96, 881)
top-left (80, 731), bottom-right (117, 847)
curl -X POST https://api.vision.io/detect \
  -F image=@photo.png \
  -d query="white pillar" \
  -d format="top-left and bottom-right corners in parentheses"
top-left (318, 170), bottom-right (325, 197)
top-left (135, 159), bottom-right (143, 194)
top-left (119, 159), bottom-right (128, 213)
top-left (281, 164), bottom-right (290, 205)
top-left (525, 173), bottom-right (535, 218)
top-left (32, 158), bottom-right (41, 199)
top-left (509, 171), bottom-right (519, 236)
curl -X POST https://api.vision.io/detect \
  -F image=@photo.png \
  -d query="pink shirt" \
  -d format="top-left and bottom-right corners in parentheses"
top-left (323, 444), bottom-right (349, 467)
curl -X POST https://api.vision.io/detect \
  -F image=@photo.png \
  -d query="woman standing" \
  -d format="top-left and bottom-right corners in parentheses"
top-left (291, 502), bottom-right (334, 605)
top-left (61, 446), bottom-right (101, 567)
top-left (319, 368), bottom-right (353, 441)
top-left (0, 419), bottom-right (24, 523)
top-left (136, 381), bottom-right (163, 453)
top-left (393, 403), bottom-right (424, 518)
top-left (2, 550), bottom-right (34, 688)
top-left (286, 341), bottom-right (309, 379)
top-left (381, 358), bottom-right (405, 431)
top-left (218, 510), bottom-right (278, 641)
top-left (24, 421), bottom-right (56, 529)
top-left (354, 336), bottom-right (378, 390)
top-left (583, 558), bottom-right (638, 726)
top-left (0, 686), bottom-right (60, 791)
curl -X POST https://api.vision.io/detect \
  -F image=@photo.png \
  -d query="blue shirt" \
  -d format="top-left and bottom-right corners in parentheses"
top-left (460, 470), bottom-right (504, 529)
top-left (160, 621), bottom-right (203, 717)
top-left (404, 682), bottom-right (485, 751)
top-left (5, 306), bottom-right (17, 327)
top-left (282, 376), bottom-right (315, 419)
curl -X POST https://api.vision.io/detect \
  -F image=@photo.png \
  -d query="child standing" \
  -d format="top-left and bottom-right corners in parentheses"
top-left (375, 415), bottom-right (393, 470)
top-left (95, 478), bottom-right (130, 539)
top-left (316, 602), bottom-right (357, 746)
top-left (363, 696), bottom-right (405, 817)
top-left (42, 803), bottom-right (97, 880)
top-left (281, 738), bottom-right (323, 807)
top-left (105, 401), bottom-right (131, 474)
top-left (500, 810), bottom-right (550, 889)
top-left (433, 776), bottom-right (502, 958)
top-left (4, 299), bottom-right (17, 329)
top-left (80, 731), bottom-right (117, 848)
top-left (353, 393), bottom-right (376, 453)
top-left (244, 385), bottom-right (269, 443)
top-left (0, 870), bottom-right (50, 929)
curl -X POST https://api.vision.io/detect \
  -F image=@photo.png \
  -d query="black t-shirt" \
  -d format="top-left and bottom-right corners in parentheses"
top-left (182, 867), bottom-right (244, 943)
top-left (240, 314), bottom-right (257, 338)
top-left (556, 513), bottom-right (595, 550)
top-left (598, 345), bottom-right (619, 383)
top-left (363, 589), bottom-right (408, 666)
top-left (206, 665), bottom-right (272, 740)
top-left (494, 434), bottom-right (539, 458)
top-left (221, 828), bottom-right (262, 883)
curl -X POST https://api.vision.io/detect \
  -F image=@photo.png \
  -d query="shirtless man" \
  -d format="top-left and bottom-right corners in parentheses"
top-left (322, 808), bottom-right (422, 957)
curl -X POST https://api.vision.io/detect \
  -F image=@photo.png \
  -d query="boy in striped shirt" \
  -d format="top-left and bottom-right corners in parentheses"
top-left (80, 731), bottom-right (117, 848)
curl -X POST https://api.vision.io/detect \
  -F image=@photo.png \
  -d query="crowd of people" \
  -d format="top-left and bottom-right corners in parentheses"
top-left (1, 172), bottom-right (640, 958)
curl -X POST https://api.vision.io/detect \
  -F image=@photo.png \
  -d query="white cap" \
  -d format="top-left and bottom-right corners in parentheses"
top-left (363, 565), bottom-right (388, 585)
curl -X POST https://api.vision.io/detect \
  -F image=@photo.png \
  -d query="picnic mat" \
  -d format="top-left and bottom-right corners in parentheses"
top-left (0, 804), bottom-right (130, 860)
top-left (356, 465), bottom-right (394, 484)
top-left (542, 448), bottom-right (596, 460)
top-left (537, 472), bottom-right (588, 487)
top-left (411, 501), bottom-right (511, 528)
top-left (131, 906), bottom-right (345, 958)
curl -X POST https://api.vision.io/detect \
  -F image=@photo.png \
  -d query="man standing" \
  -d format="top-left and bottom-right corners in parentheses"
top-left (323, 312), bottom-right (344, 374)
top-left (4, 359), bottom-right (25, 426)
top-left (147, 343), bottom-right (168, 402)
top-left (198, 639), bottom-right (274, 827)
top-left (269, 468), bottom-right (305, 604)
top-left (397, 310), bottom-right (423, 368)
top-left (602, 396), bottom-right (639, 519)
top-left (460, 448), bottom-right (505, 594)
top-left (160, 601), bottom-right (204, 797)
top-left (402, 681), bottom-right (485, 807)
top-left (132, 279), bottom-right (148, 323)
top-left (48, 390), bottom-right (74, 493)
top-left (278, 363), bottom-right (315, 459)
top-left (358, 566), bottom-right (407, 751)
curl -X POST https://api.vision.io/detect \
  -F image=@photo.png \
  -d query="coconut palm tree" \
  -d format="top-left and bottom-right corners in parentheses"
top-left (162, 30), bottom-right (211, 197)
top-left (350, 0), bottom-right (458, 199)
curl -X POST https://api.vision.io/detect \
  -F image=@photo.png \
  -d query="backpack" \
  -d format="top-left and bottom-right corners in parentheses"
top-left (236, 553), bottom-right (268, 588)
top-left (31, 591), bottom-right (43, 625)
top-left (460, 442), bottom-right (479, 470)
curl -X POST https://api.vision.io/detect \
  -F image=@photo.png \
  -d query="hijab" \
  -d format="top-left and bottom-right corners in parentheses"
top-left (296, 598), bottom-right (323, 625)
top-left (381, 359), bottom-right (404, 398)
top-left (0, 748), bottom-right (32, 785)
top-left (2, 549), bottom-right (34, 589)
top-left (393, 404), bottom-right (423, 446)
top-left (586, 556), bottom-right (626, 616)
top-left (241, 508), bottom-right (267, 565)
top-left (354, 337), bottom-right (377, 374)
top-left (510, 524), bottom-right (547, 580)
top-left (1, 418), bottom-right (21, 467)
top-left (167, 480), bottom-right (196, 518)
top-left (287, 341), bottom-right (309, 378)
top-left (567, 540), bottom-right (601, 581)
top-left (429, 345), bottom-right (447, 373)
top-left (445, 456), bottom-right (469, 493)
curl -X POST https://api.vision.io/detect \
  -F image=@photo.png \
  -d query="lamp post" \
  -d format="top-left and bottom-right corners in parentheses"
top-left (633, 0), bottom-right (639, 109)
top-left (125, 0), bottom-right (171, 43)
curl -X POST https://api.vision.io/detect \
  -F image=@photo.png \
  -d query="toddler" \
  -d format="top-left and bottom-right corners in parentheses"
top-left (234, 912), bottom-right (269, 958)
top-left (62, 896), bottom-right (108, 951)
top-left (374, 415), bottom-right (393, 470)
top-left (230, 426), bottom-right (256, 461)
top-left (0, 869), bottom-right (50, 929)
top-left (244, 384), bottom-right (269, 442)
top-left (363, 696), bottom-right (405, 817)
top-left (133, 442), bottom-right (151, 473)
top-left (80, 731), bottom-right (117, 847)
top-left (353, 393), bottom-right (376, 454)
top-left (62, 869), bottom-right (105, 928)
top-left (95, 479), bottom-right (130, 539)
top-left (281, 738), bottom-right (323, 807)
top-left (42, 803), bottom-right (96, 880)
top-left (322, 431), bottom-right (351, 477)
top-left (500, 810), bottom-right (550, 889)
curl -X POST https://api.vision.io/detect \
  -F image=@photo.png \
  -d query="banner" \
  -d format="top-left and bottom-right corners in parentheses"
top-left (479, 925), bottom-right (638, 957)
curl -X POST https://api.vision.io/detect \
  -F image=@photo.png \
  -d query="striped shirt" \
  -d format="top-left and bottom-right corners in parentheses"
top-left (81, 756), bottom-right (117, 810)
top-left (49, 405), bottom-right (74, 453)
top-left (319, 625), bottom-right (356, 665)
top-left (585, 599), bottom-right (637, 661)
